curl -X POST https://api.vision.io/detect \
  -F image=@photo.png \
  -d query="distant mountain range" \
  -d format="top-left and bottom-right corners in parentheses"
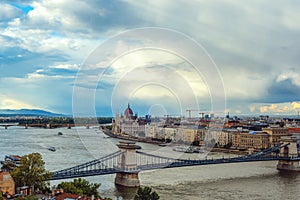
top-left (0, 109), bottom-right (66, 117)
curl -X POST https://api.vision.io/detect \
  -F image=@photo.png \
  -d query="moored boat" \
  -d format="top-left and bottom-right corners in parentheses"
top-left (48, 147), bottom-right (56, 152)
top-left (173, 146), bottom-right (205, 153)
top-left (173, 146), bottom-right (193, 153)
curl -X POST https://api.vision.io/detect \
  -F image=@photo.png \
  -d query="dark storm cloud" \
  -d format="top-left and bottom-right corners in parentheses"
top-left (263, 79), bottom-right (300, 103)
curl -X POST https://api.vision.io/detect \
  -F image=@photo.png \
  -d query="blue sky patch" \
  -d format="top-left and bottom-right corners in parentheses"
top-left (10, 3), bottom-right (34, 14)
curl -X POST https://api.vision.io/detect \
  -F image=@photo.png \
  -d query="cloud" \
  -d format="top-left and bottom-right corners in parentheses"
top-left (264, 78), bottom-right (300, 103)
top-left (260, 104), bottom-right (278, 113)
top-left (0, 0), bottom-right (300, 115)
top-left (49, 64), bottom-right (80, 70)
top-left (119, 1), bottom-right (300, 105)
top-left (249, 105), bottom-right (256, 113)
top-left (276, 70), bottom-right (300, 87)
top-left (0, 69), bottom-right (75, 113)
top-left (0, 94), bottom-right (37, 109)
top-left (258, 102), bottom-right (300, 115)
top-left (0, 45), bottom-right (69, 78)
top-left (0, 3), bottom-right (23, 22)
top-left (17, 0), bottom-right (143, 36)
top-left (291, 102), bottom-right (300, 110)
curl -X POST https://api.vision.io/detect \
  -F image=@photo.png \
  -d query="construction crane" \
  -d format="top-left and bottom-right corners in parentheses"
top-left (186, 109), bottom-right (206, 119)
top-left (199, 112), bottom-right (205, 119)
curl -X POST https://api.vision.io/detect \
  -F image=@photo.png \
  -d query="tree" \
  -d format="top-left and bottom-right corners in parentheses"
top-left (0, 192), bottom-right (5, 200)
top-left (14, 196), bottom-right (38, 200)
top-left (11, 153), bottom-right (52, 191)
top-left (57, 178), bottom-right (101, 198)
top-left (134, 186), bottom-right (160, 200)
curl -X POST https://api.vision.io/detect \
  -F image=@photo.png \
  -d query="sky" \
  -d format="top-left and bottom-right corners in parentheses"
top-left (0, 0), bottom-right (300, 117)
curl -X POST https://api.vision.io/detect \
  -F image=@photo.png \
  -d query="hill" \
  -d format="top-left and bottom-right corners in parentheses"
top-left (0, 109), bottom-right (65, 117)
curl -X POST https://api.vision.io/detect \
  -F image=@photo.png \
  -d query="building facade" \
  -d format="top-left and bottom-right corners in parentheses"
top-left (217, 129), bottom-right (237, 147)
top-left (0, 171), bottom-right (15, 196)
top-left (262, 127), bottom-right (289, 146)
top-left (232, 131), bottom-right (270, 150)
top-left (112, 104), bottom-right (145, 137)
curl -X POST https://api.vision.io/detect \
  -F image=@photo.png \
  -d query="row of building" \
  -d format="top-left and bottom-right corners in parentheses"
top-left (112, 104), bottom-right (298, 151)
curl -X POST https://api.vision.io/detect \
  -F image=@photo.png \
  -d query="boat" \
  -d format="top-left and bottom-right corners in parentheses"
top-left (173, 146), bottom-right (205, 153)
top-left (0, 155), bottom-right (22, 170)
top-left (173, 146), bottom-right (194, 153)
top-left (193, 147), bottom-right (206, 153)
top-left (158, 143), bottom-right (171, 147)
top-left (48, 147), bottom-right (56, 152)
top-left (4, 155), bottom-right (21, 163)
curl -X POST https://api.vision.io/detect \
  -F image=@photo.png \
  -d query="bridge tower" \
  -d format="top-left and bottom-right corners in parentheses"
top-left (277, 135), bottom-right (300, 171)
top-left (115, 141), bottom-right (140, 187)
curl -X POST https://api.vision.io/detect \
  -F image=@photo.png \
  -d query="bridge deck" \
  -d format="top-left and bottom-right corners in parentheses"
top-left (51, 143), bottom-right (299, 180)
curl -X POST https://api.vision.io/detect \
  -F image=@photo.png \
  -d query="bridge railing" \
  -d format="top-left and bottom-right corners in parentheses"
top-left (52, 150), bottom-right (123, 179)
top-left (51, 143), bottom-right (299, 180)
top-left (134, 143), bottom-right (293, 170)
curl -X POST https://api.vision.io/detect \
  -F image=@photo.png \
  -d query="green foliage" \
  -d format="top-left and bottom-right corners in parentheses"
top-left (11, 153), bottom-right (52, 191)
top-left (1, 162), bottom-right (15, 171)
top-left (134, 186), bottom-right (160, 200)
top-left (0, 192), bottom-right (5, 200)
top-left (57, 178), bottom-right (101, 198)
top-left (4, 117), bottom-right (113, 127)
top-left (14, 195), bottom-right (38, 200)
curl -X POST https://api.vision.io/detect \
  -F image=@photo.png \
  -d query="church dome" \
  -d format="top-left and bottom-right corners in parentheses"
top-left (124, 104), bottom-right (133, 118)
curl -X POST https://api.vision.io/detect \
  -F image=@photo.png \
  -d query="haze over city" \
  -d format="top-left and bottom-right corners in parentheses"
top-left (0, 0), bottom-right (300, 117)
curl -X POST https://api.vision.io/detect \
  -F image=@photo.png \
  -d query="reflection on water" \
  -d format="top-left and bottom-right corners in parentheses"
top-left (114, 185), bottom-right (137, 200)
top-left (1, 127), bottom-right (300, 200)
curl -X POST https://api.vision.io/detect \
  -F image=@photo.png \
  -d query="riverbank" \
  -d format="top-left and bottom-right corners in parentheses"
top-left (101, 128), bottom-right (164, 145)
top-left (211, 147), bottom-right (247, 155)
top-left (101, 127), bottom-right (247, 155)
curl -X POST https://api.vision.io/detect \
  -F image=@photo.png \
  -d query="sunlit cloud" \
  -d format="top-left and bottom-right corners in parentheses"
top-left (0, 95), bottom-right (37, 109)
top-left (291, 102), bottom-right (300, 110)
top-left (0, 0), bottom-right (299, 115)
top-left (259, 103), bottom-right (300, 115)
top-left (49, 64), bottom-right (80, 70)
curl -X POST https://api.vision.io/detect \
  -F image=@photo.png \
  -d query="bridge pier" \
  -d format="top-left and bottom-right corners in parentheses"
top-left (115, 141), bottom-right (140, 187)
top-left (277, 135), bottom-right (300, 171)
top-left (115, 173), bottom-right (140, 188)
top-left (0, 123), bottom-right (19, 129)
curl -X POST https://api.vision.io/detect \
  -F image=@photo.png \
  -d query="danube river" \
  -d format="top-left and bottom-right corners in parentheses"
top-left (1, 126), bottom-right (300, 200)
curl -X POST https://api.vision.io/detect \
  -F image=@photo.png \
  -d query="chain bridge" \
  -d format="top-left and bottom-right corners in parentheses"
top-left (51, 137), bottom-right (300, 187)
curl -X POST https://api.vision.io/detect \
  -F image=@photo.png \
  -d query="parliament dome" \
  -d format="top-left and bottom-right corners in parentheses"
top-left (124, 104), bottom-right (133, 118)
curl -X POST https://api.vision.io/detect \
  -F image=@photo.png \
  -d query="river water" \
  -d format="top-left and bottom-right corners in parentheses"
top-left (0, 126), bottom-right (300, 200)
